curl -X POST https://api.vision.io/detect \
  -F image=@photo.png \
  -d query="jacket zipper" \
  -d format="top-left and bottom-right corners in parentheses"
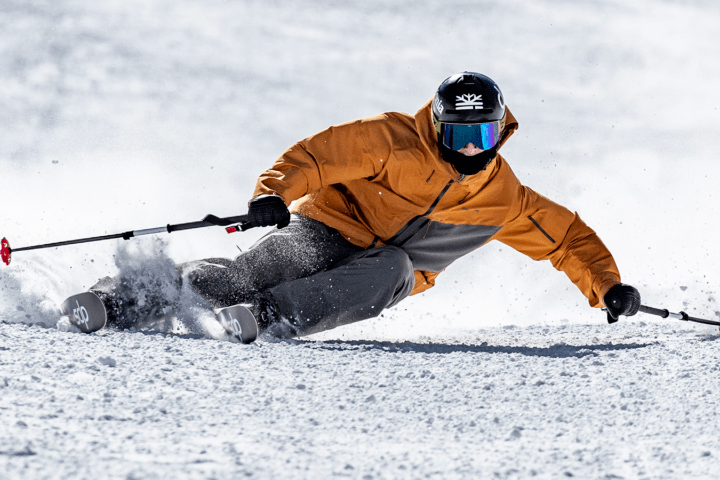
top-left (385, 179), bottom-right (455, 245)
top-left (422, 179), bottom-right (454, 216)
top-left (528, 215), bottom-right (556, 244)
top-left (422, 179), bottom-right (458, 238)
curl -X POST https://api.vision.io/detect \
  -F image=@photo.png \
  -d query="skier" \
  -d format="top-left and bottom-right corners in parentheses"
top-left (94, 71), bottom-right (641, 339)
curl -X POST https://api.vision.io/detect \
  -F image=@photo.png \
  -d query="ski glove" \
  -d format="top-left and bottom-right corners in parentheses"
top-left (604, 283), bottom-right (641, 323)
top-left (247, 195), bottom-right (291, 228)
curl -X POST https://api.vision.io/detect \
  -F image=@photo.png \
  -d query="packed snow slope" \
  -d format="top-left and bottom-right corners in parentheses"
top-left (1, 0), bottom-right (720, 478)
top-left (2, 321), bottom-right (719, 479)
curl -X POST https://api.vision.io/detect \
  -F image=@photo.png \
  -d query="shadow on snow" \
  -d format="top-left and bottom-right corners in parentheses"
top-left (294, 339), bottom-right (652, 358)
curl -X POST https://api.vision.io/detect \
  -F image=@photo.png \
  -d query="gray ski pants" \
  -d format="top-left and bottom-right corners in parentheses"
top-left (186, 214), bottom-right (416, 336)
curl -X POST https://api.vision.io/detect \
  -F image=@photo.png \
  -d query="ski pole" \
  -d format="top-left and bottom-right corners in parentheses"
top-left (638, 304), bottom-right (720, 328)
top-left (1, 214), bottom-right (251, 266)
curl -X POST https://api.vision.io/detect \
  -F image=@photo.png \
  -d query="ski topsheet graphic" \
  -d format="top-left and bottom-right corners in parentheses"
top-left (60, 292), bottom-right (108, 333)
top-left (215, 304), bottom-right (259, 344)
top-left (59, 291), bottom-right (260, 343)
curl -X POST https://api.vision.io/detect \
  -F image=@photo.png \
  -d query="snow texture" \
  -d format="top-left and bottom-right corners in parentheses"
top-left (1, 321), bottom-right (719, 479)
top-left (1, 0), bottom-right (720, 478)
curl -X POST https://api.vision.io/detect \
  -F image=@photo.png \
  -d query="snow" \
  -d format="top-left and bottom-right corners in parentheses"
top-left (2, 321), bottom-right (719, 478)
top-left (1, 0), bottom-right (720, 478)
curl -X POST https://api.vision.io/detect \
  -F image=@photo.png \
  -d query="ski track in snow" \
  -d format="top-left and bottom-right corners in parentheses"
top-left (1, 320), bottom-right (719, 479)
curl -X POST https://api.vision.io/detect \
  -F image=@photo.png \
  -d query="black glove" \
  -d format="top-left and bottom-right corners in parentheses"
top-left (247, 195), bottom-right (290, 228)
top-left (604, 283), bottom-right (641, 323)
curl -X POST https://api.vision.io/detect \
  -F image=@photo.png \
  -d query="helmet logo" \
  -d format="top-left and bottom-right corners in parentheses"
top-left (495, 86), bottom-right (505, 109)
top-left (433, 96), bottom-right (444, 114)
top-left (455, 93), bottom-right (483, 110)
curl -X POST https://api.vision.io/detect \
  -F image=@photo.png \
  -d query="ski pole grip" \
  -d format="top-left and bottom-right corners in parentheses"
top-left (225, 222), bottom-right (254, 234)
top-left (639, 305), bottom-right (670, 318)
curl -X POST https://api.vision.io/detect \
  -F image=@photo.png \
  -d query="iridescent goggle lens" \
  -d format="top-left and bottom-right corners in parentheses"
top-left (439, 121), bottom-right (501, 151)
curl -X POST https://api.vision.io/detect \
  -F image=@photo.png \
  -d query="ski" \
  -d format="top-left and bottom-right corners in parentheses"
top-left (215, 304), bottom-right (259, 344)
top-left (59, 292), bottom-right (259, 343)
top-left (60, 292), bottom-right (108, 333)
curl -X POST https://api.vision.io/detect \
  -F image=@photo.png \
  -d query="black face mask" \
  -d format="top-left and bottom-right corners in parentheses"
top-left (438, 143), bottom-right (499, 175)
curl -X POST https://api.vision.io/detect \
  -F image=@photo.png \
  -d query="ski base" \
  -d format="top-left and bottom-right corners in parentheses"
top-left (60, 292), bottom-right (107, 333)
top-left (215, 304), bottom-right (259, 344)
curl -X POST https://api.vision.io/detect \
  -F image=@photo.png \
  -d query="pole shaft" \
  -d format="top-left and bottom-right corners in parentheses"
top-left (10, 214), bottom-right (249, 253)
top-left (133, 227), bottom-right (168, 236)
top-left (12, 233), bottom-right (129, 252)
top-left (639, 304), bottom-right (720, 327)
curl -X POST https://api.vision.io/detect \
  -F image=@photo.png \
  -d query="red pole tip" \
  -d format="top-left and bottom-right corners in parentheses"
top-left (1, 238), bottom-right (10, 266)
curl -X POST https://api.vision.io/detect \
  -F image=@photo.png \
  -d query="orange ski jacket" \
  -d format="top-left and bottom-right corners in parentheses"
top-left (253, 100), bottom-right (621, 307)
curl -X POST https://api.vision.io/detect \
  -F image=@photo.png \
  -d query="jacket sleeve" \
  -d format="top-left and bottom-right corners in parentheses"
top-left (252, 117), bottom-right (386, 204)
top-left (492, 186), bottom-right (621, 307)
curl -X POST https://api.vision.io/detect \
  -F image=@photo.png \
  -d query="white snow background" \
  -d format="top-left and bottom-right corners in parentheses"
top-left (1, 0), bottom-right (719, 478)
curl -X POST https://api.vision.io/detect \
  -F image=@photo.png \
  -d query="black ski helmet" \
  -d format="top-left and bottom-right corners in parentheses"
top-left (432, 72), bottom-right (507, 175)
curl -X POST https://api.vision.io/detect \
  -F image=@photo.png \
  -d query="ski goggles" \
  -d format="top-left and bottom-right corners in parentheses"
top-left (437, 121), bottom-right (502, 151)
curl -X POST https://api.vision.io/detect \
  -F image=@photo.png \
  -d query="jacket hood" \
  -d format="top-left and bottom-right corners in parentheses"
top-left (414, 98), bottom-right (519, 178)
